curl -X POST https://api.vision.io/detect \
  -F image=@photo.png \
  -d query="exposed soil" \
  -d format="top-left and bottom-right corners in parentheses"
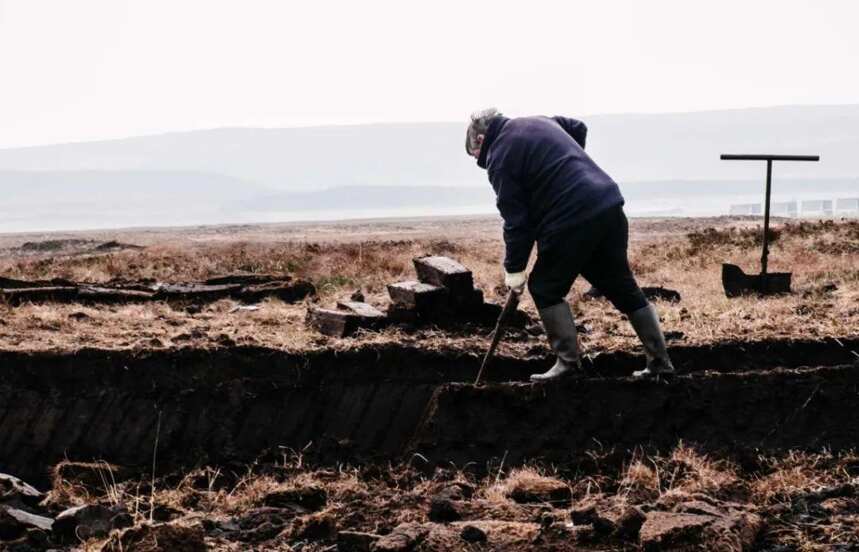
top-left (2, 338), bottom-right (857, 488)
top-left (3, 347), bottom-right (859, 551)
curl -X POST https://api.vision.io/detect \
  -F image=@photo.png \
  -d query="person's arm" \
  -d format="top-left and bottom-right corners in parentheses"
top-left (552, 116), bottom-right (587, 149)
top-left (490, 168), bottom-right (535, 274)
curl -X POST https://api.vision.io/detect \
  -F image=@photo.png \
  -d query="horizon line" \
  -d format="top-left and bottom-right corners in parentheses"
top-left (2, 102), bottom-right (858, 152)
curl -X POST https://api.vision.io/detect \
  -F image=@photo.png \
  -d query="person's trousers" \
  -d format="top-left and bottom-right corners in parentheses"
top-left (528, 205), bottom-right (648, 314)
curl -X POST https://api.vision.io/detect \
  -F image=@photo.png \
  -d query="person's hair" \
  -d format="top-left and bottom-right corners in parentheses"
top-left (465, 107), bottom-right (502, 154)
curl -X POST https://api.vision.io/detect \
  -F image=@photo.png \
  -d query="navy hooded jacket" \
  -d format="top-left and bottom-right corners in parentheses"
top-left (477, 115), bottom-right (624, 273)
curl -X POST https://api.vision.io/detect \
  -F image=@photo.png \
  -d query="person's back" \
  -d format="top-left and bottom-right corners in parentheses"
top-left (477, 114), bottom-right (624, 273)
top-left (467, 108), bottom-right (675, 382)
top-left (485, 115), bottom-right (623, 246)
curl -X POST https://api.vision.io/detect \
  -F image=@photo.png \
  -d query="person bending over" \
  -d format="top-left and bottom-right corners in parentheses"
top-left (465, 108), bottom-right (674, 381)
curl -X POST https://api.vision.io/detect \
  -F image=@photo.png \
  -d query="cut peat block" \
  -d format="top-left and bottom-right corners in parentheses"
top-left (413, 256), bottom-right (475, 298)
top-left (154, 283), bottom-right (243, 302)
top-left (205, 273), bottom-right (289, 286)
top-left (0, 286), bottom-right (79, 306)
top-left (77, 286), bottom-right (155, 304)
top-left (236, 280), bottom-right (316, 303)
top-left (306, 308), bottom-right (363, 337)
top-left (0, 277), bottom-right (76, 290)
top-left (387, 281), bottom-right (448, 311)
top-left (0, 275), bottom-right (315, 306)
top-left (336, 301), bottom-right (386, 319)
top-left (336, 301), bottom-right (387, 330)
top-left (308, 302), bottom-right (387, 337)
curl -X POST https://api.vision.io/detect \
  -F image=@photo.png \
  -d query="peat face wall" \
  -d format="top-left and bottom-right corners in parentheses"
top-left (0, 339), bottom-right (857, 484)
top-left (412, 364), bottom-right (859, 466)
top-left (0, 345), bottom-right (509, 484)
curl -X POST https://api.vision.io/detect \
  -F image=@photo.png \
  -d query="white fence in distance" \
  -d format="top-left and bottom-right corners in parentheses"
top-left (729, 198), bottom-right (859, 218)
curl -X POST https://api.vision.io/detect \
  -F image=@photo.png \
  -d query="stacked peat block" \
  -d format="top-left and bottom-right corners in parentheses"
top-left (387, 256), bottom-right (509, 325)
top-left (308, 255), bottom-right (528, 337)
top-left (414, 256), bottom-right (483, 310)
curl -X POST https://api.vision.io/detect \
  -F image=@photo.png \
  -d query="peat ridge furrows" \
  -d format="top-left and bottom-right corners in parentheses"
top-left (0, 338), bottom-right (857, 482)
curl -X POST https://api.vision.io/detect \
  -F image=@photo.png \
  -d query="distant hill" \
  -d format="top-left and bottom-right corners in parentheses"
top-left (0, 170), bottom-right (262, 232)
top-left (0, 105), bottom-right (857, 232)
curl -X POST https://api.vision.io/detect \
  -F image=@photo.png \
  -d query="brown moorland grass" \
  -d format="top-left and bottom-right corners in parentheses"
top-left (0, 217), bottom-right (856, 353)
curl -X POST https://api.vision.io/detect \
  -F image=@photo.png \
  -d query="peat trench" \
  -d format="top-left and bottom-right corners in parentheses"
top-left (0, 337), bottom-right (857, 484)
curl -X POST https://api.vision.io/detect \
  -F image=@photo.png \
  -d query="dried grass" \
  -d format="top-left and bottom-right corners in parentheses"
top-left (42, 444), bottom-right (859, 550)
top-left (0, 217), bottom-right (856, 354)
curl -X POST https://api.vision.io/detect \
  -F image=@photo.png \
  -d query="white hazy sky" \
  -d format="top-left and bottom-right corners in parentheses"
top-left (1, 0), bottom-right (858, 148)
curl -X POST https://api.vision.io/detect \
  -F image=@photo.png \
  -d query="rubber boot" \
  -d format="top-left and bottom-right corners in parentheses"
top-left (530, 302), bottom-right (582, 382)
top-left (628, 303), bottom-right (675, 380)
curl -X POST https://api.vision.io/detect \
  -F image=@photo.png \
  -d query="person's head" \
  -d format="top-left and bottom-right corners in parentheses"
top-left (465, 107), bottom-right (502, 159)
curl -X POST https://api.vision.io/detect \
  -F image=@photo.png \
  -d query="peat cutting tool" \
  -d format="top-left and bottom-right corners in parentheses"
top-left (719, 154), bottom-right (820, 297)
top-left (474, 288), bottom-right (521, 386)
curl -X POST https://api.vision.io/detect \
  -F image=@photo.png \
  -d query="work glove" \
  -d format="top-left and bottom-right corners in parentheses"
top-left (505, 271), bottom-right (527, 294)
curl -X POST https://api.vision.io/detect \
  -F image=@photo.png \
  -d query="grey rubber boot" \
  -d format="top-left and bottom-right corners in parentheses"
top-left (628, 303), bottom-right (675, 380)
top-left (530, 302), bottom-right (582, 382)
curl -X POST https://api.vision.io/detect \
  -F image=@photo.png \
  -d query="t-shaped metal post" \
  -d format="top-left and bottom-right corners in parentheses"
top-left (720, 154), bottom-right (820, 276)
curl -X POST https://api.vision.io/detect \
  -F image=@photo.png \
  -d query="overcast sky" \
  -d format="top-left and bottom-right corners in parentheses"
top-left (1, 0), bottom-right (857, 148)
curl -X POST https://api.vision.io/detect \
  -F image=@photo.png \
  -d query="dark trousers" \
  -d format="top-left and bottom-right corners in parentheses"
top-left (528, 205), bottom-right (648, 313)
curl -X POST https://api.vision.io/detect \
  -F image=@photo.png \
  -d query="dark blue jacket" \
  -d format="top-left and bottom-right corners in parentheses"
top-left (477, 115), bottom-right (624, 272)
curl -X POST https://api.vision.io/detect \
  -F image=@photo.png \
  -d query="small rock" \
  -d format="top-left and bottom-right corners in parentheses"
top-left (0, 474), bottom-right (43, 509)
top-left (371, 523), bottom-right (429, 552)
top-left (263, 485), bottom-right (327, 512)
top-left (291, 512), bottom-right (336, 541)
top-left (350, 290), bottom-right (366, 302)
top-left (338, 530), bottom-right (380, 551)
top-left (460, 524), bottom-right (487, 543)
top-left (236, 507), bottom-right (291, 531)
top-left (428, 497), bottom-right (461, 522)
top-left (507, 476), bottom-right (572, 506)
top-left (569, 502), bottom-right (615, 535)
top-left (639, 511), bottom-right (715, 551)
top-left (435, 482), bottom-right (474, 501)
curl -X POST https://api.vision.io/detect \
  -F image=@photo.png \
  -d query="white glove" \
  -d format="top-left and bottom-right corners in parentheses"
top-left (505, 271), bottom-right (527, 293)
